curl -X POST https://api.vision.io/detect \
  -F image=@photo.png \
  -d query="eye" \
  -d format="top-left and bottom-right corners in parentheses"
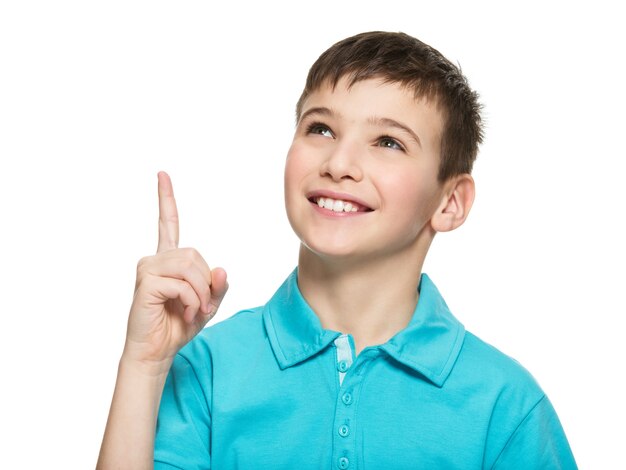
top-left (378, 136), bottom-right (405, 151)
top-left (306, 122), bottom-right (334, 138)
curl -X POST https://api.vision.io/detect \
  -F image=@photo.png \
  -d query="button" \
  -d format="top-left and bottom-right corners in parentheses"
top-left (341, 392), bottom-right (353, 405)
top-left (337, 360), bottom-right (349, 373)
top-left (337, 457), bottom-right (350, 469)
top-left (338, 425), bottom-right (350, 437)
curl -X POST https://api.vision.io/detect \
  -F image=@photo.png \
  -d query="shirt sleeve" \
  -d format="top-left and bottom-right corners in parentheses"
top-left (492, 395), bottom-right (577, 470)
top-left (154, 352), bottom-right (212, 470)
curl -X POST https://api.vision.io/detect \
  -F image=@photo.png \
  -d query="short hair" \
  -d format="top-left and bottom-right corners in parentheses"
top-left (296, 31), bottom-right (484, 182)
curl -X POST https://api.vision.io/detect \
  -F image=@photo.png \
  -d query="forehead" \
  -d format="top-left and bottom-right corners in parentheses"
top-left (300, 77), bottom-right (444, 149)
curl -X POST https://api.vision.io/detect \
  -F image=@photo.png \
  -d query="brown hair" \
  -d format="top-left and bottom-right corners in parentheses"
top-left (296, 31), bottom-right (484, 181)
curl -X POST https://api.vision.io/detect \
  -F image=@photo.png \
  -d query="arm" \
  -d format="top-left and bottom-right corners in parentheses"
top-left (492, 395), bottom-right (577, 470)
top-left (97, 172), bottom-right (228, 469)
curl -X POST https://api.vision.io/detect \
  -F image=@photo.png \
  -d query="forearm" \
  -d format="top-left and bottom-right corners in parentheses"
top-left (98, 172), bottom-right (226, 468)
top-left (97, 356), bottom-right (172, 470)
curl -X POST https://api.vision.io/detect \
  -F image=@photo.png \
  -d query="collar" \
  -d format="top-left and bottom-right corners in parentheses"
top-left (262, 269), bottom-right (465, 387)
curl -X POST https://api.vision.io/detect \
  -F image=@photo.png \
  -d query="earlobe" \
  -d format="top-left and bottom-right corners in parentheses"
top-left (431, 174), bottom-right (475, 233)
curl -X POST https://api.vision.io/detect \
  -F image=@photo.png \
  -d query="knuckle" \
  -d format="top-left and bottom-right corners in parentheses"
top-left (136, 256), bottom-right (151, 272)
top-left (180, 247), bottom-right (194, 257)
top-left (166, 212), bottom-right (179, 225)
top-left (182, 247), bottom-right (203, 262)
top-left (180, 257), bottom-right (194, 271)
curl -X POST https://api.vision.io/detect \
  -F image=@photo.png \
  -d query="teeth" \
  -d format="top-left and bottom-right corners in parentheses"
top-left (333, 200), bottom-right (344, 212)
top-left (315, 197), bottom-right (360, 213)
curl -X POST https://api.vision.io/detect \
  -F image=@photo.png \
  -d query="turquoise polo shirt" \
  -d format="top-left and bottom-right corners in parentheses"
top-left (154, 270), bottom-right (576, 469)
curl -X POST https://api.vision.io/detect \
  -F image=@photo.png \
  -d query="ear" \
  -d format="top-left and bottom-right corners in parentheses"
top-left (431, 174), bottom-right (475, 233)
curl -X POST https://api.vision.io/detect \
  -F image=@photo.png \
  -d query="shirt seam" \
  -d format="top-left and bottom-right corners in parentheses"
top-left (489, 393), bottom-right (547, 469)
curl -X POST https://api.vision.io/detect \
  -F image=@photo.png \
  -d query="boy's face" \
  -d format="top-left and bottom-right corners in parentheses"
top-left (284, 77), bottom-right (447, 263)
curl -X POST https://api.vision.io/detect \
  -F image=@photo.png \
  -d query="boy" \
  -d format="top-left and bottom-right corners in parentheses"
top-left (98, 32), bottom-right (576, 468)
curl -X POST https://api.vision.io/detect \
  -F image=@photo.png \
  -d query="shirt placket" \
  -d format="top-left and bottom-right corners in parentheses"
top-left (332, 334), bottom-right (374, 470)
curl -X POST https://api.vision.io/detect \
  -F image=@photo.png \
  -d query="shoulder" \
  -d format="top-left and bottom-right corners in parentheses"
top-left (176, 306), bottom-right (267, 364)
top-left (203, 306), bottom-right (266, 343)
top-left (457, 334), bottom-right (577, 468)
top-left (457, 331), bottom-right (542, 395)
top-left (450, 330), bottom-right (547, 433)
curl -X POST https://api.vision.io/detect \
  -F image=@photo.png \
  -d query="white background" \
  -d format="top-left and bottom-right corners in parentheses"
top-left (1, 1), bottom-right (624, 467)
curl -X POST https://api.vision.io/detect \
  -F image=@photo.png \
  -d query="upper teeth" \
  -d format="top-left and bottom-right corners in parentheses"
top-left (316, 197), bottom-right (358, 212)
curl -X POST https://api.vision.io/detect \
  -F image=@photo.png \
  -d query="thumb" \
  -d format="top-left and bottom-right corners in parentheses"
top-left (208, 267), bottom-right (229, 315)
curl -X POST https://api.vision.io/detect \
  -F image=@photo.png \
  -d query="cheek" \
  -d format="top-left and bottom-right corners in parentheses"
top-left (283, 148), bottom-right (298, 195)
top-left (284, 144), bottom-right (308, 209)
top-left (379, 170), bottom-right (440, 221)
top-left (284, 143), bottom-right (313, 189)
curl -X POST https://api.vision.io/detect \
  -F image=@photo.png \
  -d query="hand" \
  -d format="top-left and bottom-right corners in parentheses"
top-left (122, 171), bottom-right (228, 369)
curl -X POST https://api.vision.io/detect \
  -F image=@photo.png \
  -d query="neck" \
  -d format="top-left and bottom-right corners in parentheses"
top-left (297, 241), bottom-right (431, 355)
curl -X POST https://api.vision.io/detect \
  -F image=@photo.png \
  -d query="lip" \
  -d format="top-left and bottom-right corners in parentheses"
top-left (306, 189), bottom-right (373, 212)
top-left (306, 189), bottom-right (374, 218)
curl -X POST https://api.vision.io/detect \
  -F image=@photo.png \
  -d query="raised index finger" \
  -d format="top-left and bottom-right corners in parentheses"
top-left (157, 171), bottom-right (179, 253)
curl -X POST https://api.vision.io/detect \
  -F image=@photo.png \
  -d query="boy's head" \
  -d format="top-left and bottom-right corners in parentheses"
top-left (296, 31), bottom-right (483, 182)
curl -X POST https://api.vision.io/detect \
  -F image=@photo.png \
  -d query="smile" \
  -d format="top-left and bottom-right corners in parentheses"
top-left (310, 196), bottom-right (371, 213)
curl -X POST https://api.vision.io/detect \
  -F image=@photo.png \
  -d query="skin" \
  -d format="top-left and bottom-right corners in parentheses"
top-left (97, 172), bottom-right (228, 469)
top-left (285, 77), bottom-right (475, 352)
top-left (97, 78), bottom-right (474, 467)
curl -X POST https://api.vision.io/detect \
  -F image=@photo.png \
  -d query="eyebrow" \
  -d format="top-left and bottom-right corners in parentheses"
top-left (298, 106), bottom-right (338, 124)
top-left (368, 117), bottom-right (422, 148)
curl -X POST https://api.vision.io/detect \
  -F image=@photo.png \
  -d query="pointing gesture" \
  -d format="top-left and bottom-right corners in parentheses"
top-left (157, 171), bottom-right (179, 252)
top-left (123, 172), bottom-right (228, 366)
top-left (97, 172), bottom-right (228, 468)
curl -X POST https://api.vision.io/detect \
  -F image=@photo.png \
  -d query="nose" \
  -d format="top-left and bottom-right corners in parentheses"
top-left (320, 139), bottom-right (363, 182)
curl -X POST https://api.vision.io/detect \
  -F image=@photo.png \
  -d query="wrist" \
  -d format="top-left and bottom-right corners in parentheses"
top-left (118, 351), bottom-right (174, 380)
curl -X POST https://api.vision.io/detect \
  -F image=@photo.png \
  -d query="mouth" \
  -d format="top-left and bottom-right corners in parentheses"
top-left (307, 195), bottom-right (373, 214)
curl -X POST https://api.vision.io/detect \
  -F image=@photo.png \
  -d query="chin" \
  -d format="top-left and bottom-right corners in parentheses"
top-left (300, 239), bottom-right (362, 261)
